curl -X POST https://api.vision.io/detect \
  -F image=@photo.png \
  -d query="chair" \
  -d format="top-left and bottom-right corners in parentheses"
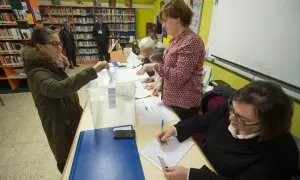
top-left (192, 85), bottom-right (236, 148)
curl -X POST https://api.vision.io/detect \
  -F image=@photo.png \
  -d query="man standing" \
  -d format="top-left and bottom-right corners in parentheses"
top-left (60, 21), bottom-right (79, 69)
top-left (92, 16), bottom-right (110, 62)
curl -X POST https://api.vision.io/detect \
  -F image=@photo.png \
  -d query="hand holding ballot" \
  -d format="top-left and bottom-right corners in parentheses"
top-left (93, 61), bottom-right (109, 72)
top-left (136, 63), bottom-right (156, 75)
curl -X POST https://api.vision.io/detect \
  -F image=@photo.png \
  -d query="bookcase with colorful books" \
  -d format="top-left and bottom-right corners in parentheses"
top-left (0, 0), bottom-right (41, 92)
top-left (38, 5), bottom-right (136, 64)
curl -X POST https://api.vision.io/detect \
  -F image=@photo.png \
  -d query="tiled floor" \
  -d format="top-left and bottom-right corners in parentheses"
top-left (0, 64), bottom-right (92, 180)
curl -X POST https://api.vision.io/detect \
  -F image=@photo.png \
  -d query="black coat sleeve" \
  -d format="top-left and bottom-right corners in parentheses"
top-left (174, 104), bottom-right (227, 142)
top-left (92, 24), bottom-right (98, 37)
top-left (189, 159), bottom-right (296, 180)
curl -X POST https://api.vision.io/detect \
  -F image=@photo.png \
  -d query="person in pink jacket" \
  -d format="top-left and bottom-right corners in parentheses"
top-left (137, 0), bottom-right (205, 120)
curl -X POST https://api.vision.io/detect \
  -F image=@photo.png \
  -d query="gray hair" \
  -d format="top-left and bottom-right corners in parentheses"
top-left (149, 48), bottom-right (165, 63)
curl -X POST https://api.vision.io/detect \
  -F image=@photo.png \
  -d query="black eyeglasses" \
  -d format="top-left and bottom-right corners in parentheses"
top-left (44, 41), bottom-right (62, 48)
top-left (228, 99), bottom-right (261, 127)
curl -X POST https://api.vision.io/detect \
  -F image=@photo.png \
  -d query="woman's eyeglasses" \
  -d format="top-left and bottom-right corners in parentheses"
top-left (228, 99), bottom-right (261, 127)
top-left (45, 41), bottom-right (63, 48)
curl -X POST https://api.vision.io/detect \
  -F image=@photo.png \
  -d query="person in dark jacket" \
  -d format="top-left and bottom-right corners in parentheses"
top-left (157, 81), bottom-right (299, 180)
top-left (92, 16), bottom-right (110, 62)
top-left (59, 21), bottom-right (79, 69)
top-left (21, 28), bottom-right (109, 173)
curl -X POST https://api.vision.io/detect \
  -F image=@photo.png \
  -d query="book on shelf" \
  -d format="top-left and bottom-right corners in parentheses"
top-left (50, 7), bottom-right (72, 15)
top-left (50, 16), bottom-right (72, 24)
top-left (0, 28), bottom-right (22, 39)
top-left (12, 9), bottom-right (27, 20)
top-left (32, 8), bottom-right (41, 21)
top-left (77, 55), bottom-right (99, 60)
top-left (21, 2), bottom-right (28, 11)
top-left (74, 17), bottom-right (94, 24)
top-left (0, 55), bottom-right (23, 66)
top-left (75, 33), bottom-right (94, 40)
top-left (0, 0), bottom-right (11, 8)
top-left (0, 13), bottom-right (15, 24)
top-left (20, 29), bottom-right (32, 39)
top-left (79, 48), bottom-right (98, 55)
top-left (0, 42), bottom-right (23, 53)
top-left (77, 41), bottom-right (97, 47)
top-left (75, 25), bottom-right (93, 32)
top-left (72, 8), bottom-right (92, 15)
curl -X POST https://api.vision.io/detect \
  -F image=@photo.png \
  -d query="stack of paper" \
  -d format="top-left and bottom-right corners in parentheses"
top-left (141, 138), bottom-right (194, 170)
top-left (135, 96), bottom-right (176, 124)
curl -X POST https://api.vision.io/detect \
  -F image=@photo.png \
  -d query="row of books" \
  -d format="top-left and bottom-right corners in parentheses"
top-left (0, 13), bottom-right (15, 24)
top-left (72, 8), bottom-right (93, 15)
top-left (0, 42), bottom-right (23, 53)
top-left (98, 15), bottom-right (135, 23)
top-left (0, 0), bottom-right (10, 8)
top-left (77, 55), bottom-right (99, 60)
top-left (49, 8), bottom-right (72, 15)
top-left (75, 26), bottom-right (93, 32)
top-left (12, 9), bottom-right (27, 20)
top-left (107, 24), bottom-right (135, 31)
top-left (78, 48), bottom-right (98, 55)
top-left (42, 16), bottom-right (72, 24)
top-left (0, 56), bottom-right (23, 67)
top-left (74, 17), bottom-right (94, 24)
top-left (75, 33), bottom-right (94, 40)
top-left (0, 28), bottom-right (32, 40)
top-left (94, 8), bottom-right (135, 15)
top-left (77, 41), bottom-right (97, 47)
top-left (40, 7), bottom-right (134, 16)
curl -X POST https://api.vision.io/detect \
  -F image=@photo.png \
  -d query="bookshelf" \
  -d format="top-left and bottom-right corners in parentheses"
top-left (39, 5), bottom-right (136, 63)
top-left (0, 0), bottom-right (41, 92)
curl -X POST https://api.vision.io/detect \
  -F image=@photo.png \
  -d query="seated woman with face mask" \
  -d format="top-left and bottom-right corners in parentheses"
top-left (157, 81), bottom-right (299, 180)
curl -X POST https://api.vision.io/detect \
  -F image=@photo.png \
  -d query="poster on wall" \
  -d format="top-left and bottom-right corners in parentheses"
top-left (189, 0), bottom-right (203, 34)
top-left (163, 0), bottom-right (203, 34)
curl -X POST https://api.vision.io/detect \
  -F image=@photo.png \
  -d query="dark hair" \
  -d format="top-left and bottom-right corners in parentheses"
top-left (148, 31), bottom-right (158, 40)
top-left (29, 27), bottom-right (54, 47)
top-left (159, 0), bottom-right (193, 27)
top-left (232, 81), bottom-right (293, 141)
top-left (50, 25), bottom-right (59, 31)
top-left (149, 48), bottom-right (165, 63)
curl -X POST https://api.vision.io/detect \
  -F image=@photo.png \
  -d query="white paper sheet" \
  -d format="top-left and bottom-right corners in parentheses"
top-left (135, 81), bottom-right (151, 99)
top-left (135, 97), bottom-right (177, 124)
top-left (132, 66), bottom-right (149, 81)
top-left (141, 138), bottom-right (194, 170)
top-left (126, 52), bottom-right (141, 66)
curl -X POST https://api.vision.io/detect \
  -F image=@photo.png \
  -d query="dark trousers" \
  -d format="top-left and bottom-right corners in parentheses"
top-left (97, 45), bottom-right (110, 62)
top-left (170, 106), bottom-right (200, 120)
top-left (66, 49), bottom-right (77, 66)
top-left (57, 161), bottom-right (66, 173)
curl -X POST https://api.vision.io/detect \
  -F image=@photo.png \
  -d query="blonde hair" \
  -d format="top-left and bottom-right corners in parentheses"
top-left (138, 37), bottom-right (155, 49)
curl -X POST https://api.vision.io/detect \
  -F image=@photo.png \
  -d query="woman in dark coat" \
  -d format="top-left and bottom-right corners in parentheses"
top-left (21, 28), bottom-right (109, 173)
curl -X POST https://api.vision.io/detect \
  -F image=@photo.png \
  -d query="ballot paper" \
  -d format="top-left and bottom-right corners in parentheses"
top-left (135, 81), bottom-right (151, 99)
top-left (107, 69), bottom-right (116, 109)
top-left (141, 138), bottom-right (194, 171)
top-left (135, 96), bottom-right (177, 124)
top-left (126, 52), bottom-right (141, 67)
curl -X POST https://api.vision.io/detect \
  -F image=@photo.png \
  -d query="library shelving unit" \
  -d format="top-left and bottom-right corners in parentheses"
top-left (0, 0), bottom-right (42, 93)
top-left (38, 5), bottom-right (136, 64)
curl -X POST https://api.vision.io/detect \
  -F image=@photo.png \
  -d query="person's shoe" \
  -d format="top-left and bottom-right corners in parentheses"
top-left (69, 65), bottom-right (74, 69)
top-left (74, 64), bottom-right (80, 67)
